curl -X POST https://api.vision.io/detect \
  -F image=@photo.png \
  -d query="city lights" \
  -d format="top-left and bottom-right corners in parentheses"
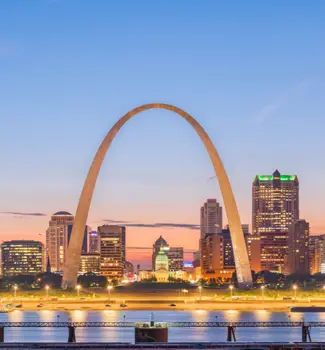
top-left (229, 285), bottom-right (234, 298)
top-left (76, 284), bottom-right (81, 297)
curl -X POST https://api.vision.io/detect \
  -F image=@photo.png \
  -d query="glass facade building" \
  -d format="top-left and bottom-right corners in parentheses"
top-left (252, 170), bottom-right (299, 273)
top-left (1, 240), bottom-right (44, 276)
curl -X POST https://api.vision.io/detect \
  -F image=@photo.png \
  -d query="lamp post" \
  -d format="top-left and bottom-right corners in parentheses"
top-left (293, 284), bottom-right (297, 300)
top-left (45, 285), bottom-right (50, 299)
top-left (198, 286), bottom-right (202, 301)
top-left (182, 289), bottom-right (188, 303)
top-left (107, 285), bottom-right (113, 302)
top-left (76, 284), bottom-right (81, 298)
top-left (13, 285), bottom-right (18, 298)
top-left (229, 285), bottom-right (234, 298)
top-left (261, 285), bottom-right (265, 300)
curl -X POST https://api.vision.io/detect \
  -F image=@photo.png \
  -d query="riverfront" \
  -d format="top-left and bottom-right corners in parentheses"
top-left (3, 298), bottom-right (325, 311)
top-left (1, 310), bottom-right (325, 343)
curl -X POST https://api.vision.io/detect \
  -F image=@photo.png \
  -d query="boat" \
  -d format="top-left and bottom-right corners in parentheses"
top-left (290, 306), bottom-right (325, 312)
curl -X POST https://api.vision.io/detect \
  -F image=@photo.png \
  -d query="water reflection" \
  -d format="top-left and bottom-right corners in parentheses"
top-left (1, 310), bottom-right (325, 343)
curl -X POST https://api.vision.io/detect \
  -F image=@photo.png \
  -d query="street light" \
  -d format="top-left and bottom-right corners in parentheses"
top-left (45, 285), bottom-right (50, 299)
top-left (293, 284), bottom-right (298, 300)
top-left (229, 285), bottom-right (234, 298)
top-left (261, 285), bottom-right (265, 300)
top-left (13, 285), bottom-right (18, 298)
top-left (76, 284), bottom-right (81, 297)
top-left (107, 285), bottom-right (113, 302)
top-left (198, 286), bottom-right (202, 301)
top-left (182, 289), bottom-right (188, 303)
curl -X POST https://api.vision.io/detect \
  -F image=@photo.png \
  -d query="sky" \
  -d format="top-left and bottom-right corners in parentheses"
top-left (0, 1), bottom-right (324, 268)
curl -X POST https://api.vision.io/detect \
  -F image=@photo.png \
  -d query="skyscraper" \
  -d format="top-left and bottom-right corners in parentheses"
top-left (200, 199), bottom-right (223, 238)
top-left (98, 225), bottom-right (126, 280)
top-left (287, 220), bottom-right (309, 275)
top-left (252, 170), bottom-right (299, 273)
top-left (200, 199), bottom-right (223, 276)
top-left (88, 231), bottom-right (100, 253)
top-left (46, 211), bottom-right (74, 272)
top-left (309, 235), bottom-right (323, 274)
top-left (1, 240), bottom-right (44, 276)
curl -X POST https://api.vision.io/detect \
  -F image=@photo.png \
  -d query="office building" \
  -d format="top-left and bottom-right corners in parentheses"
top-left (79, 253), bottom-right (100, 274)
top-left (309, 235), bottom-right (323, 274)
top-left (1, 240), bottom-right (44, 276)
top-left (252, 170), bottom-right (299, 273)
top-left (46, 211), bottom-right (74, 272)
top-left (98, 225), bottom-right (126, 280)
top-left (200, 199), bottom-right (223, 237)
top-left (200, 199), bottom-right (223, 276)
top-left (88, 231), bottom-right (100, 253)
top-left (168, 247), bottom-right (184, 271)
top-left (287, 220), bottom-right (309, 275)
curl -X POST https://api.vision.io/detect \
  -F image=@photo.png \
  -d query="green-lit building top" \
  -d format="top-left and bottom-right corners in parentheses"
top-left (257, 174), bottom-right (297, 181)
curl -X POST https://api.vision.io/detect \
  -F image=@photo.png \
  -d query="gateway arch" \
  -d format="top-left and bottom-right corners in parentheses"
top-left (62, 103), bottom-right (252, 288)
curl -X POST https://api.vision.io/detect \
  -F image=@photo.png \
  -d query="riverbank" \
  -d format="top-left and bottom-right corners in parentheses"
top-left (3, 298), bottom-right (325, 311)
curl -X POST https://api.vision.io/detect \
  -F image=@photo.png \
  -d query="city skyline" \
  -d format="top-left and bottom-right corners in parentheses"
top-left (1, 1), bottom-right (325, 269)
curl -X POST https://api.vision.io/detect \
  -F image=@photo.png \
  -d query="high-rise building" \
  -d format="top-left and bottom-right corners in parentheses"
top-left (309, 235), bottom-right (323, 274)
top-left (79, 253), bottom-right (100, 274)
top-left (168, 247), bottom-right (184, 271)
top-left (251, 170), bottom-right (299, 273)
top-left (192, 251), bottom-right (200, 268)
top-left (152, 236), bottom-right (168, 270)
top-left (200, 199), bottom-right (223, 276)
top-left (88, 231), bottom-right (100, 253)
top-left (98, 225), bottom-right (126, 280)
top-left (46, 211), bottom-right (74, 272)
top-left (287, 220), bottom-right (309, 275)
top-left (200, 199), bottom-right (223, 238)
top-left (1, 240), bottom-right (44, 276)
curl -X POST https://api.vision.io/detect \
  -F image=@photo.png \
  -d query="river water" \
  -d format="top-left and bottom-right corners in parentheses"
top-left (1, 310), bottom-right (325, 343)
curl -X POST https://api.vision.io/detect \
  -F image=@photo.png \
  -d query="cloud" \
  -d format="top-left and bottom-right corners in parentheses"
top-left (104, 219), bottom-right (130, 224)
top-left (0, 211), bottom-right (47, 217)
top-left (256, 79), bottom-right (313, 123)
top-left (103, 219), bottom-right (200, 230)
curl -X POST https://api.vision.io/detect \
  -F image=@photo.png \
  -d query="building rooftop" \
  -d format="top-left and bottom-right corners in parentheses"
top-left (53, 211), bottom-right (73, 216)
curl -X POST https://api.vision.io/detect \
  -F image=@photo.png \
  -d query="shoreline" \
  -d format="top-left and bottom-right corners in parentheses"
top-left (3, 299), bottom-right (325, 311)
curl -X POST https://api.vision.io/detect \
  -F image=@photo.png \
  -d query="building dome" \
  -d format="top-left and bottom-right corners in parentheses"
top-left (154, 235), bottom-right (168, 247)
top-left (53, 211), bottom-right (73, 216)
top-left (155, 248), bottom-right (169, 272)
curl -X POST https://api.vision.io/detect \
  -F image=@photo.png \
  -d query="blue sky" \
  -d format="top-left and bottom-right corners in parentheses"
top-left (0, 1), bottom-right (324, 265)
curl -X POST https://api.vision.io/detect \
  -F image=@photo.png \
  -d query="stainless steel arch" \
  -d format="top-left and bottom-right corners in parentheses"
top-left (62, 103), bottom-right (252, 288)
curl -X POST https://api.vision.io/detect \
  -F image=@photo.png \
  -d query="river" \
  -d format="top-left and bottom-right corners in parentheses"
top-left (1, 310), bottom-right (325, 343)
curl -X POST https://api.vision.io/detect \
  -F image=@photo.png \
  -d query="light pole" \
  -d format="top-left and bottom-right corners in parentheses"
top-left (13, 285), bottom-right (18, 298)
top-left (107, 285), bottom-right (113, 302)
top-left (45, 285), bottom-right (50, 299)
top-left (198, 286), bottom-right (202, 301)
top-left (229, 285), bottom-right (234, 298)
top-left (293, 284), bottom-right (297, 300)
top-left (182, 289), bottom-right (188, 303)
top-left (76, 284), bottom-right (81, 298)
top-left (261, 285), bottom-right (265, 300)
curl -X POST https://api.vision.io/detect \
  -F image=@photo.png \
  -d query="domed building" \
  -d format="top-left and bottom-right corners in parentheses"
top-left (46, 211), bottom-right (74, 272)
top-left (152, 235), bottom-right (169, 270)
top-left (154, 247), bottom-right (169, 282)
